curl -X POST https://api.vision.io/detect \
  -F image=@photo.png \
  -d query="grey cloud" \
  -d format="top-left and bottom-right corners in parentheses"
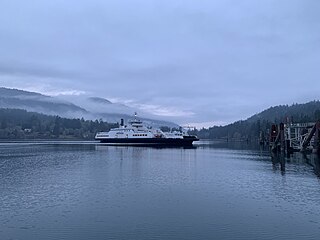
top-left (0, 0), bottom-right (320, 126)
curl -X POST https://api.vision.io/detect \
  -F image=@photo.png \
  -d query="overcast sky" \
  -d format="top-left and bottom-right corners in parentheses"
top-left (0, 0), bottom-right (320, 127)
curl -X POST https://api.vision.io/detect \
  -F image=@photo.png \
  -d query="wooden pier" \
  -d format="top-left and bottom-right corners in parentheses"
top-left (270, 121), bottom-right (320, 154)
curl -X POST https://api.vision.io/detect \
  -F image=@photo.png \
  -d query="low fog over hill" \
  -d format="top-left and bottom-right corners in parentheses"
top-left (0, 87), bottom-right (178, 128)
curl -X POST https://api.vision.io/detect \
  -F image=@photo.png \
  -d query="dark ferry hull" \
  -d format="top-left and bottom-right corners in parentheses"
top-left (96, 137), bottom-right (199, 146)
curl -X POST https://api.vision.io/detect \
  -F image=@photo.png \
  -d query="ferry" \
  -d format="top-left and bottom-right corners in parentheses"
top-left (95, 114), bottom-right (199, 146)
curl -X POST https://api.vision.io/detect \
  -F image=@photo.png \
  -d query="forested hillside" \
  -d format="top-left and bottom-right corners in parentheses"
top-left (190, 101), bottom-right (320, 141)
top-left (0, 87), bottom-right (178, 128)
top-left (2, 100), bottom-right (320, 141)
top-left (0, 87), bottom-right (87, 114)
top-left (0, 108), bottom-right (118, 139)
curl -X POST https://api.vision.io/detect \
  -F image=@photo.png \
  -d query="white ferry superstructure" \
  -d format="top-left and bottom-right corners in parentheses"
top-left (95, 114), bottom-right (198, 146)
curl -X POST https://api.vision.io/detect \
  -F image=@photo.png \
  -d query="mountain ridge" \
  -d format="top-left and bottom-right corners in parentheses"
top-left (192, 100), bottom-right (320, 140)
top-left (0, 87), bottom-right (178, 128)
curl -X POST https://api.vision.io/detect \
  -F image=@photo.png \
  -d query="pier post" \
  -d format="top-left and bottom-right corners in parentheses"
top-left (314, 121), bottom-right (320, 154)
top-left (271, 123), bottom-right (284, 152)
top-left (270, 124), bottom-right (278, 151)
top-left (302, 121), bottom-right (318, 152)
top-left (280, 123), bottom-right (285, 152)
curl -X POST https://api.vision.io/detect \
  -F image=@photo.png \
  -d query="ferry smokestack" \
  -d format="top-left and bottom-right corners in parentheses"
top-left (120, 119), bottom-right (124, 126)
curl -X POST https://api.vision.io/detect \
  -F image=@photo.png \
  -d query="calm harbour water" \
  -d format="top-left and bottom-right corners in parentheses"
top-left (1, 140), bottom-right (320, 240)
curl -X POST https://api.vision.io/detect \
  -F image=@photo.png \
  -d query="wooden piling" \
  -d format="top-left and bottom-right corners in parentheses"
top-left (313, 121), bottom-right (320, 154)
top-left (280, 123), bottom-right (285, 152)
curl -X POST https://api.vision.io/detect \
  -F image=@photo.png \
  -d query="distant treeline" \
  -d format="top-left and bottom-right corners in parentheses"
top-left (189, 101), bottom-right (320, 141)
top-left (2, 100), bottom-right (320, 141)
top-left (0, 108), bottom-right (118, 139)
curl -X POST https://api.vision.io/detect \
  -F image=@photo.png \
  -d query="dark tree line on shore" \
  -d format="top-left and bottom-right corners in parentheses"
top-left (189, 101), bottom-right (320, 141)
top-left (1, 101), bottom-right (320, 141)
top-left (0, 108), bottom-right (118, 139)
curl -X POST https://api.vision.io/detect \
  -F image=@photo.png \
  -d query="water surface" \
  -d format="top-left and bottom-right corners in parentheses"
top-left (1, 141), bottom-right (320, 240)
